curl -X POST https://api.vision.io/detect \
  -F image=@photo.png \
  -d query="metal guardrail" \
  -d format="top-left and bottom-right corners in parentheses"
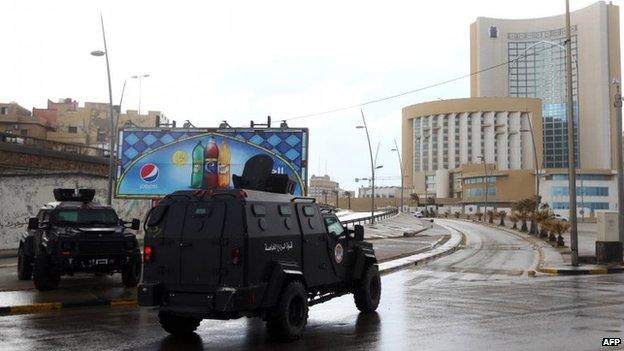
top-left (0, 132), bottom-right (109, 158)
top-left (341, 207), bottom-right (399, 227)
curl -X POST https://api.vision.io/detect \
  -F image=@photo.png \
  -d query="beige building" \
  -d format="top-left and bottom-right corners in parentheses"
top-left (32, 98), bottom-right (168, 149)
top-left (308, 174), bottom-right (346, 203)
top-left (468, 1), bottom-right (620, 212)
top-left (402, 97), bottom-right (543, 208)
top-left (0, 102), bottom-right (51, 139)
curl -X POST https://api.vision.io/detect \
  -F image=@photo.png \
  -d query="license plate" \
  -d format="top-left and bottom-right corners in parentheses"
top-left (95, 259), bottom-right (108, 265)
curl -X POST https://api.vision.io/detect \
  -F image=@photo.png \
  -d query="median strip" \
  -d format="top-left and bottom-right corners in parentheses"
top-left (0, 298), bottom-right (137, 317)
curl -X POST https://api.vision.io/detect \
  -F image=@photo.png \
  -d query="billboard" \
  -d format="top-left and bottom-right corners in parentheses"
top-left (116, 127), bottom-right (308, 198)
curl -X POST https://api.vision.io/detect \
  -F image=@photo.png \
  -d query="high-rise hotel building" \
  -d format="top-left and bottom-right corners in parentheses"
top-left (403, 1), bottom-right (621, 213)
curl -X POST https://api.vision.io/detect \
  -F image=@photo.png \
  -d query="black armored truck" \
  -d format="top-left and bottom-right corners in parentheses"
top-left (138, 156), bottom-right (382, 340)
top-left (18, 189), bottom-right (142, 291)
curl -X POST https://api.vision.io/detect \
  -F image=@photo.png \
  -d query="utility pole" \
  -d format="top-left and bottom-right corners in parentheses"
top-left (565, 0), bottom-right (579, 266)
top-left (614, 80), bottom-right (624, 243)
top-left (392, 139), bottom-right (404, 212)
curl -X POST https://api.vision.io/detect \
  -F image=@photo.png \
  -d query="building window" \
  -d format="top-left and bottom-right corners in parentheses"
top-left (0, 107), bottom-right (8, 115)
top-left (489, 26), bottom-right (498, 38)
top-left (68, 126), bottom-right (78, 134)
top-left (97, 129), bottom-right (106, 142)
top-left (551, 186), bottom-right (609, 197)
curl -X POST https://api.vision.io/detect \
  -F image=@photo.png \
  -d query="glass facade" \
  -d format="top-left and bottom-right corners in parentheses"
top-left (464, 176), bottom-right (496, 184)
top-left (508, 34), bottom-right (579, 168)
top-left (550, 174), bottom-right (611, 181)
top-left (465, 188), bottom-right (496, 197)
top-left (553, 202), bottom-right (609, 210)
top-left (551, 186), bottom-right (609, 196)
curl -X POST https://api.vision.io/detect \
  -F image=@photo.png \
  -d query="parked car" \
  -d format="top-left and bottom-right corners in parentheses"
top-left (413, 210), bottom-right (424, 218)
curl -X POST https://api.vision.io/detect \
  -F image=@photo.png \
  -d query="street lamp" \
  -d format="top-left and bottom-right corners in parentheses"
top-left (477, 155), bottom-right (488, 218)
top-left (356, 109), bottom-right (378, 223)
top-left (90, 13), bottom-right (115, 206)
top-left (390, 138), bottom-right (404, 213)
top-left (131, 74), bottom-right (150, 115)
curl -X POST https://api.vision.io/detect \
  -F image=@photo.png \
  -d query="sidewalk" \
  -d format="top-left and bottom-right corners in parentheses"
top-left (468, 218), bottom-right (624, 275)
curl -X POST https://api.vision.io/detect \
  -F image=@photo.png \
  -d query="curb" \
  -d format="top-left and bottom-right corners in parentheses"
top-left (538, 266), bottom-right (624, 275)
top-left (456, 219), bottom-right (624, 276)
top-left (0, 298), bottom-right (137, 317)
top-left (366, 225), bottom-right (432, 241)
top-left (378, 221), bottom-right (464, 276)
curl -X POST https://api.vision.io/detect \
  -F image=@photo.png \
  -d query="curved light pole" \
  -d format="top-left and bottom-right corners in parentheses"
top-left (391, 139), bottom-right (404, 212)
top-left (90, 13), bottom-right (115, 206)
top-left (357, 109), bottom-right (378, 223)
top-left (131, 74), bottom-right (150, 115)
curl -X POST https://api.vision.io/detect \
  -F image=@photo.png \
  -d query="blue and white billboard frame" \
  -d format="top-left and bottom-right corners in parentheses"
top-left (116, 127), bottom-right (309, 199)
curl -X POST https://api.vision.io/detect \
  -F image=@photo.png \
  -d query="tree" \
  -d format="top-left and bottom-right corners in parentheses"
top-left (498, 211), bottom-right (507, 226)
top-left (535, 203), bottom-right (552, 239)
top-left (509, 212), bottom-right (519, 229)
top-left (475, 210), bottom-right (483, 222)
top-left (512, 197), bottom-right (536, 233)
top-left (487, 210), bottom-right (496, 224)
top-left (542, 219), bottom-right (570, 246)
top-left (454, 211), bottom-right (461, 219)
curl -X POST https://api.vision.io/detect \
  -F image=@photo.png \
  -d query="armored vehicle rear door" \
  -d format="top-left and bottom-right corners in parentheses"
top-left (295, 204), bottom-right (338, 287)
top-left (145, 196), bottom-right (225, 287)
top-left (179, 200), bottom-right (225, 287)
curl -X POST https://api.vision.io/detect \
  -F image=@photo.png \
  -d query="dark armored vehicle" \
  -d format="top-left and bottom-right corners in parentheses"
top-left (139, 189), bottom-right (381, 340)
top-left (18, 189), bottom-right (142, 291)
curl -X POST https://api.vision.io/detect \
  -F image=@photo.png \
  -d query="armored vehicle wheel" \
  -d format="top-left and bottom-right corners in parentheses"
top-left (33, 252), bottom-right (60, 291)
top-left (354, 265), bottom-right (381, 312)
top-left (122, 254), bottom-right (141, 287)
top-left (158, 311), bottom-right (201, 335)
top-left (266, 280), bottom-right (308, 341)
top-left (17, 246), bottom-right (33, 281)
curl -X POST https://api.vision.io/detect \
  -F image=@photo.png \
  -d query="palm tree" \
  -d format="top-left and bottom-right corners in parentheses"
top-left (454, 211), bottom-right (461, 219)
top-left (498, 211), bottom-right (507, 226)
top-left (509, 212), bottom-right (519, 229)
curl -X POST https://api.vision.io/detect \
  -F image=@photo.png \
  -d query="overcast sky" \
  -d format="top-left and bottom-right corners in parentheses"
top-left (0, 0), bottom-right (614, 192)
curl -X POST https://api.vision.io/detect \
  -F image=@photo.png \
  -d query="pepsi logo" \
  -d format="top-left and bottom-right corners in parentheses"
top-left (140, 163), bottom-right (159, 182)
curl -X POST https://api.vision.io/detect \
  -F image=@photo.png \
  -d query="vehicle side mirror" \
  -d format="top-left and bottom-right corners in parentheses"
top-left (354, 224), bottom-right (364, 241)
top-left (131, 218), bottom-right (140, 230)
top-left (27, 217), bottom-right (39, 230)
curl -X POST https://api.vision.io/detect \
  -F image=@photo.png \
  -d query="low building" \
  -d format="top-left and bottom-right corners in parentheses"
top-left (32, 98), bottom-right (168, 148)
top-left (0, 102), bottom-right (51, 139)
top-left (358, 186), bottom-right (401, 199)
top-left (308, 174), bottom-right (345, 202)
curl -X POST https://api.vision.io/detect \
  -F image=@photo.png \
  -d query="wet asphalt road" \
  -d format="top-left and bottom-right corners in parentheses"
top-left (1, 220), bottom-right (623, 350)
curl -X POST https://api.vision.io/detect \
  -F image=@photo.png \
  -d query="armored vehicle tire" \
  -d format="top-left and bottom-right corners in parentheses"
top-left (158, 311), bottom-right (201, 335)
top-left (17, 246), bottom-right (33, 280)
top-left (266, 280), bottom-right (308, 341)
top-left (33, 252), bottom-right (60, 291)
top-left (354, 265), bottom-right (381, 313)
top-left (121, 254), bottom-right (141, 287)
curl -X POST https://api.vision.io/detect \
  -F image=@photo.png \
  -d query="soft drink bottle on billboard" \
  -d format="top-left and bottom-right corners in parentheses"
top-left (203, 138), bottom-right (219, 189)
top-left (190, 141), bottom-right (204, 188)
top-left (218, 141), bottom-right (231, 188)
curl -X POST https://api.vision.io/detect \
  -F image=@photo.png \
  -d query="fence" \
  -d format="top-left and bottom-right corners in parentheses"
top-left (341, 207), bottom-right (399, 227)
top-left (0, 132), bottom-right (109, 158)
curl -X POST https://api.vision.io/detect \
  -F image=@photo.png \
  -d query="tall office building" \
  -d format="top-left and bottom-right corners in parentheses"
top-left (469, 1), bottom-right (620, 212)
top-left (402, 2), bottom-right (621, 213)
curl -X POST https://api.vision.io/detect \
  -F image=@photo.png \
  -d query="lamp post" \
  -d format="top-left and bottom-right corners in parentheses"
top-left (478, 155), bottom-right (488, 218)
top-left (357, 109), bottom-right (377, 223)
top-left (564, 0), bottom-right (579, 266)
top-left (391, 138), bottom-right (404, 213)
top-left (344, 191), bottom-right (352, 210)
top-left (90, 13), bottom-right (115, 206)
top-left (131, 74), bottom-right (150, 115)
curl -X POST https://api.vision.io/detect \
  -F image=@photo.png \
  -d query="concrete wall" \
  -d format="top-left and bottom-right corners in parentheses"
top-left (0, 173), bottom-right (150, 250)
